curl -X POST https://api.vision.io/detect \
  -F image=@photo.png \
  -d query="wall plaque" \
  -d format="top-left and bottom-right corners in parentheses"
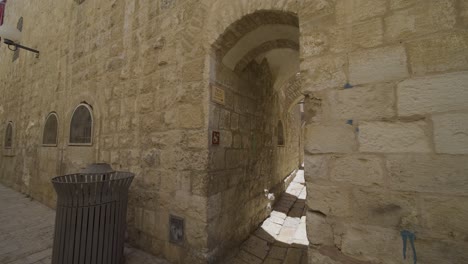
top-left (212, 86), bottom-right (225, 105)
top-left (169, 215), bottom-right (184, 245)
top-left (212, 131), bottom-right (220, 145)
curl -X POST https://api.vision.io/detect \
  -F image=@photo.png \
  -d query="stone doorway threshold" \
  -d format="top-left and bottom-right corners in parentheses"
top-left (226, 169), bottom-right (308, 264)
top-left (0, 184), bottom-right (170, 264)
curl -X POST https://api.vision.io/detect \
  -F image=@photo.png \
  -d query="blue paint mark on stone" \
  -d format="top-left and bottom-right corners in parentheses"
top-left (401, 230), bottom-right (417, 264)
top-left (346, 120), bottom-right (353, 125)
top-left (344, 83), bottom-right (354, 89)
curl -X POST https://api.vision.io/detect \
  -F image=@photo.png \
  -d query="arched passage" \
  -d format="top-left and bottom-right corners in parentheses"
top-left (207, 10), bottom-right (306, 262)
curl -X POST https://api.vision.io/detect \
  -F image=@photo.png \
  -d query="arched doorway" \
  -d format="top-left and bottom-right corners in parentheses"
top-left (207, 10), bottom-right (306, 262)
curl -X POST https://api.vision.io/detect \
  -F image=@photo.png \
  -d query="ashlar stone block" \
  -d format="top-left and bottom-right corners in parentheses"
top-left (306, 185), bottom-right (351, 217)
top-left (304, 154), bottom-right (330, 182)
top-left (304, 124), bottom-right (357, 154)
top-left (407, 31), bottom-right (468, 75)
top-left (330, 155), bottom-right (384, 186)
top-left (397, 71), bottom-right (468, 116)
top-left (336, 0), bottom-right (387, 24)
top-left (325, 83), bottom-right (396, 120)
top-left (351, 17), bottom-right (384, 49)
top-left (358, 121), bottom-right (431, 153)
top-left (350, 188), bottom-right (418, 227)
top-left (301, 55), bottom-right (347, 92)
top-left (432, 113), bottom-right (468, 154)
top-left (421, 195), bottom-right (468, 241)
top-left (349, 45), bottom-right (409, 85)
top-left (386, 154), bottom-right (468, 195)
top-left (384, 0), bottom-right (457, 41)
top-left (340, 224), bottom-right (401, 263)
top-left (306, 211), bottom-right (334, 245)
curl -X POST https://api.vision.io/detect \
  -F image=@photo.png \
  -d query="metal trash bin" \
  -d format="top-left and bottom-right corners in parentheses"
top-left (51, 170), bottom-right (134, 264)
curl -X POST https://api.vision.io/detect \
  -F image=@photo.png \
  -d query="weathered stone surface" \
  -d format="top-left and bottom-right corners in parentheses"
top-left (421, 195), bottom-right (468, 241)
top-left (301, 31), bottom-right (329, 58)
top-left (325, 83), bottom-right (396, 120)
top-left (306, 211), bottom-right (334, 245)
top-left (358, 121), bottom-right (431, 153)
top-left (308, 248), bottom-right (358, 264)
top-left (301, 55), bottom-right (347, 92)
top-left (350, 188), bottom-right (418, 227)
top-left (349, 46), bottom-right (409, 85)
top-left (413, 239), bottom-right (468, 264)
top-left (384, 0), bottom-right (457, 41)
top-left (389, 0), bottom-right (421, 10)
top-left (340, 224), bottom-right (401, 263)
top-left (2, 1), bottom-right (468, 263)
top-left (432, 113), bottom-right (468, 154)
top-left (299, 0), bottom-right (336, 20)
top-left (307, 185), bottom-right (351, 217)
top-left (397, 71), bottom-right (468, 116)
top-left (351, 18), bottom-right (384, 49)
top-left (330, 155), bottom-right (384, 186)
top-left (407, 31), bottom-right (468, 75)
top-left (386, 154), bottom-right (468, 195)
top-left (461, 0), bottom-right (468, 27)
top-left (304, 154), bottom-right (330, 182)
top-left (336, 0), bottom-right (387, 23)
top-left (304, 124), bottom-right (357, 154)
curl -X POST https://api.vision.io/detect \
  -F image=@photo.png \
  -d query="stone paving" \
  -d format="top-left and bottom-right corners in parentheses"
top-left (226, 169), bottom-right (309, 264)
top-left (0, 184), bottom-right (170, 264)
top-left (0, 170), bottom-right (308, 264)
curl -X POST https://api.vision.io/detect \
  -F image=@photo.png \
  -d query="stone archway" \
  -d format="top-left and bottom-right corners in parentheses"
top-left (206, 8), bottom-right (306, 262)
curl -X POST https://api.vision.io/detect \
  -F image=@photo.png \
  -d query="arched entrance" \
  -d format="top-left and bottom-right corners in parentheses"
top-left (207, 10), bottom-right (306, 262)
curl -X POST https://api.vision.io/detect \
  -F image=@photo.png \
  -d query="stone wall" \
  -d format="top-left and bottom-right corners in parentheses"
top-left (0, 0), bottom-right (211, 263)
top-left (0, 0), bottom-right (467, 263)
top-left (298, 0), bottom-right (468, 263)
top-left (207, 58), bottom-right (302, 260)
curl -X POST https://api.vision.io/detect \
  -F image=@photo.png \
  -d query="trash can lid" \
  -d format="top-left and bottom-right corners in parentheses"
top-left (51, 171), bottom-right (134, 184)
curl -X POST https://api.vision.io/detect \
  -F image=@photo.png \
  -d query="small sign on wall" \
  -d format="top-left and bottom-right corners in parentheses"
top-left (169, 215), bottom-right (184, 245)
top-left (212, 86), bottom-right (225, 105)
top-left (212, 131), bottom-right (220, 145)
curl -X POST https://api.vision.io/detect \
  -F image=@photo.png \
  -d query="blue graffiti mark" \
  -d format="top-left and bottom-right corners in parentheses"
top-left (401, 230), bottom-right (417, 264)
top-left (344, 83), bottom-right (354, 89)
top-left (346, 119), bottom-right (353, 125)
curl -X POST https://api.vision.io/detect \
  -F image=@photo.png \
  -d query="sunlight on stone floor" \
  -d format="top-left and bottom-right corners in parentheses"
top-left (226, 169), bottom-right (309, 264)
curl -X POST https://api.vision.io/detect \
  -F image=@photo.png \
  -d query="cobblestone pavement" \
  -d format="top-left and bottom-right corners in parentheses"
top-left (0, 184), bottom-right (170, 264)
top-left (226, 169), bottom-right (309, 264)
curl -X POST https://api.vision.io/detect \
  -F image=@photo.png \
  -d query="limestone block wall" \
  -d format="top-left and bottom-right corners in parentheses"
top-left (298, 0), bottom-right (468, 263)
top-left (1, 0), bottom-right (467, 263)
top-left (207, 59), bottom-right (302, 260)
top-left (0, 0), bottom-right (212, 263)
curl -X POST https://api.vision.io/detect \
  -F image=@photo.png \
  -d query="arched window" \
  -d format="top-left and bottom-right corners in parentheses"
top-left (69, 104), bottom-right (93, 145)
top-left (43, 113), bottom-right (58, 146)
top-left (277, 120), bottom-right (284, 146)
top-left (4, 122), bottom-right (13, 149)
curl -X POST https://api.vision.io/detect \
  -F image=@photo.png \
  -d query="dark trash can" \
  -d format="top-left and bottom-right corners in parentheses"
top-left (51, 171), bottom-right (134, 264)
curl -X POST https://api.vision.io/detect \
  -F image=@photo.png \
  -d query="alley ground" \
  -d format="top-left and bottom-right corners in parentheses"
top-left (226, 169), bottom-right (309, 264)
top-left (0, 184), bottom-right (169, 264)
top-left (0, 170), bottom-right (308, 264)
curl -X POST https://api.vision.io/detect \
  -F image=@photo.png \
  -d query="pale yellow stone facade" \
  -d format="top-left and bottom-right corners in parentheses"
top-left (0, 0), bottom-right (467, 263)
